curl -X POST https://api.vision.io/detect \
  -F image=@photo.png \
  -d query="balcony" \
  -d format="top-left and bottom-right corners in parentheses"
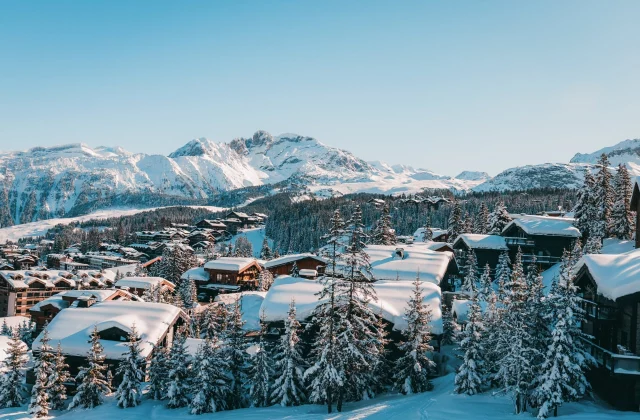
top-left (504, 237), bottom-right (536, 247)
top-left (521, 254), bottom-right (562, 265)
top-left (583, 338), bottom-right (640, 375)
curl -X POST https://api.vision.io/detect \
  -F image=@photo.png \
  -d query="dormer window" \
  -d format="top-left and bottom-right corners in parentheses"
top-left (97, 326), bottom-right (132, 342)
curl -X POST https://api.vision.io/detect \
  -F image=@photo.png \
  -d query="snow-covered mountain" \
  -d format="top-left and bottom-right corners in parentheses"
top-left (0, 131), bottom-right (482, 226)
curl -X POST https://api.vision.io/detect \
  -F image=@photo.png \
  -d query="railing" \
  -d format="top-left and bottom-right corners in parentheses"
top-left (504, 237), bottom-right (536, 247)
top-left (521, 254), bottom-right (562, 265)
top-left (582, 338), bottom-right (640, 375)
top-left (580, 298), bottom-right (618, 321)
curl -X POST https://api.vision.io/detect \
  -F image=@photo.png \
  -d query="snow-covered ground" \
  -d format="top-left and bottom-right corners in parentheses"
top-left (0, 206), bottom-right (226, 243)
top-left (0, 373), bottom-right (631, 419)
top-left (226, 227), bottom-right (273, 258)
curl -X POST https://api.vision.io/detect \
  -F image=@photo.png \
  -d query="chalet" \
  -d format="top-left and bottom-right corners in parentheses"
top-left (263, 253), bottom-right (327, 277)
top-left (75, 270), bottom-right (117, 288)
top-left (413, 227), bottom-right (449, 243)
top-left (188, 230), bottom-right (216, 246)
top-left (199, 257), bottom-right (262, 297)
top-left (573, 251), bottom-right (640, 411)
top-left (195, 219), bottom-right (228, 231)
top-left (115, 276), bottom-right (176, 297)
top-left (28, 289), bottom-right (138, 332)
top-left (130, 241), bottom-right (166, 258)
top-left (82, 253), bottom-right (139, 271)
top-left (501, 215), bottom-right (581, 269)
top-left (0, 271), bottom-right (77, 317)
top-left (224, 211), bottom-right (263, 228)
top-left (453, 234), bottom-right (508, 273)
top-left (31, 301), bottom-right (188, 384)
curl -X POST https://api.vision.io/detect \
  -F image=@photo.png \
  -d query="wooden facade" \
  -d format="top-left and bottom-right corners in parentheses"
top-left (0, 276), bottom-right (75, 317)
top-left (501, 224), bottom-right (575, 269)
top-left (265, 256), bottom-right (327, 277)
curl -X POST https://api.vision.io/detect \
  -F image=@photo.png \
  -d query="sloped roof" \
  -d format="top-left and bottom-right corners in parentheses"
top-left (263, 253), bottom-right (326, 269)
top-left (574, 248), bottom-right (640, 301)
top-left (454, 234), bottom-right (508, 251)
top-left (32, 301), bottom-right (183, 359)
top-left (116, 276), bottom-right (175, 290)
top-left (204, 257), bottom-right (258, 272)
top-left (503, 215), bottom-right (581, 238)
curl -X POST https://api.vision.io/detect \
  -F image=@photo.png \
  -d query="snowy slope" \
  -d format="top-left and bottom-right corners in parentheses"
top-left (0, 131), bottom-right (481, 226)
top-left (571, 138), bottom-right (640, 166)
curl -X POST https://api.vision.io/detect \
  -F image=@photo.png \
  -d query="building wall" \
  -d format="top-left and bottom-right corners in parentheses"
top-left (266, 258), bottom-right (326, 277)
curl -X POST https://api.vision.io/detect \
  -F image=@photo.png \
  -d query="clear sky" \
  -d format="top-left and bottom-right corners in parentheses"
top-left (1, 1), bottom-right (639, 176)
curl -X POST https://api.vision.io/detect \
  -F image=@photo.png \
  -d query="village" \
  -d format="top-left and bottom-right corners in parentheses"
top-left (0, 154), bottom-right (637, 418)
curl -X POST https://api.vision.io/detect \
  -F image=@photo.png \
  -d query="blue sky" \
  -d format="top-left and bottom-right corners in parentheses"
top-left (1, 1), bottom-right (639, 175)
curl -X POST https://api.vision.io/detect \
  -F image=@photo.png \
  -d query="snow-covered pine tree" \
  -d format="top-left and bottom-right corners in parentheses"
top-left (148, 344), bottom-right (170, 400)
top-left (393, 274), bottom-right (435, 394)
top-left (68, 326), bottom-right (110, 409)
top-left (248, 313), bottom-right (274, 408)
top-left (133, 263), bottom-right (147, 277)
top-left (178, 275), bottom-right (198, 310)
top-left (462, 250), bottom-right (479, 295)
top-left (166, 328), bottom-right (191, 408)
top-left (321, 209), bottom-right (346, 278)
top-left (495, 251), bottom-right (511, 300)
top-left (571, 238), bottom-right (583, 262)
top-left (19, 319), bottom-right (34, 347)
top-left (48, 343), bottom-right (70, 410)
top-left (115, 324), bottom-right (145, 408)
top-left (223, 297), bottom-right (249, 410)
top-left (441, 304), bottom-right (457, 346)
top-left (488, 202), bottom-right (512, 235)
top-left (612, 163), bottom-right (634, 240)
top-left (0, 319), bottom-right (10, 336)
top-left (475, 202), bottom-right (489, 234)
top-left (495, 247), bottom-right (539, 414)
top-left (478, 263), bottom-right (493, 301)
top-left (534, 249), bottom-right (595, 418)
top-left (271, 299), bottom-right (306, 407)
top-left (573, 169), bottom-right (598, 238)
top-left (371, 203), bottom-right (396, 245)
top-left (29, 327), bottom-right (55, 417)
top-left (454, 292), bottom-right (485, 395)
top-left (190, 338), bottom-right (230, 414)
top-left (290, 261), bottom-right (300, 277)
top-left (260, 238), bottom-right (273, 260)
top-left (583, 234), bottom-right (602, 254)
top-left (421, 213), bottom-right (434, 242)
top-left (481, 287), bottom-right (502, 386)
top-left (234, 236), bottom-right (254, 258)
top-left (594, 153), bottom-right (614, 238)
top-left (304, 277), bottom-right (344, 414)
top-left (257, 269), bottom-right (274, 292)
top-left (0, 330), bottom-right (27, 408)
top-left (371, 308), bottom-right (391, 396)
top-left (461, 212), bottom-right (474, 234)
top-left (447, 200), bottom-right (463, 243)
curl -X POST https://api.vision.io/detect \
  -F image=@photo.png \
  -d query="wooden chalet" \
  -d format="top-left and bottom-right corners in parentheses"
top-left (115, 276), bottom-right (176, 297)
top-left (201, 257), bottom-right (262, 295)
top-left (0, 271), bottom-right (77, 317)
top-left (263, 253), bottom-right (327, 277)
top-left (452, 234), bottom-right (508, 274)
top-left (195, 219), bottom-right (228, 231)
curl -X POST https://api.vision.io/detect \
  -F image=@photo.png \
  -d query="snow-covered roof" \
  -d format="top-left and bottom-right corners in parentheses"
top-left (181, 267), bottom-right (209, 281)
top-left (363, 244), bottom-right (455, 285)
top-left (263, 253), bottom-right (326, 269)
top-left (503, 215), bottom-right (581, 238)
top-left (29, 289), bottom-right (135, 312)
top-left (601, 238), bottom-right (636, 255)
top-left (204, 257), bottom-right (258, 272)
top-left (454, 234), bottom-right (508, 251)
top-left (260, 276), bottom-right (443, 333)
top-left (32, 301), bottom-right (183, 359)
top-left (574, 248), bottom-right (640, 301)
top-left (214, 292), bottom-right (267, 331)
top-left (0, 270), bottom-right (76, 290)
top-left (115, 276), bottom-right (175, 290)
top-left (412, 227), bottom-right (447, 241)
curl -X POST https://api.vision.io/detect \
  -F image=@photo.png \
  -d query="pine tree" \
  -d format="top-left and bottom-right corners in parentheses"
top-left (482, 287), bottom-right (502, 385)
top-left (305, 276), bottom-right (344, 414)
top-left (421, 213), bottom-right (434, 242)
top-left (166, 329), bottom-right (191, 409)
top-left (0, 330), bottom-right (27, 408)
top-left (612, 163), bottom-right (634, 240)
top-left (133, 263), bottom-right (148, 277)
top-left (19, 319), bottom-right (34, 347)
top-left (573, 169), bottom-right (598, 238)
top-left (271, 299), bottom-right (306, 406)
top-left (48, 343), bottom-right (70, 410)
top-left (115, 324), bottom-right (145, 408)
top-left (148, 344), bottom-right (170, 400)
top-left (478, 263), bottom-right (493, 301)
top-left (29, 327), bottom-right (54, 417)
top-left (260, 238), bottom-right (273, 260)
top-left (190, 338), bottom-right (230, 414)
top-left (371, 308), bottom-right (391, 396)
top-left (583, 234), bottom-right (602, 254)
top-left (488, 202), bottom-right (512, 235)
top-left (454, 292), bottom-right (485, 395)
top-left (69, 326), bottom-right (110, 409)
top-left (0, 319), bottom-right (10, 336)
top-left (475, 202), bottom-right (490, 234)
top-left (321, 209), bottom-right (346, 278)
top-left (441, 304), bottom-right (457, 346)
top-left (178, 275), bottom-right (198, 309)
top-left (290, 261), bottom-right (300, 277)
top-left (234, 236), bottom-right (254, 258)
top-left (393, 274), bottom-right (435, 394)
top-left (248, 315), bottom-right (274, 408)
top-left (223, 297), bottom-right (249, 410)
top-left (495, 251), bottom-right (511, 301)
top-left (534, 250), bottom-right (595, 419)
top-left (594, 153), bottom-right (614, 238)
top-left (371, 203), bottom-right (396, 245)
top-left (447, 200), bottom-right (463, 243)
top-left (257, 269), bottom-right (274, 292)
top-left (462, 250), bottom-right (478, 295)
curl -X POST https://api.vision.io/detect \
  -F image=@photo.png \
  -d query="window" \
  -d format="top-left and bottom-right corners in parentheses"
top-left (216, 274), bottom-right (222, 281)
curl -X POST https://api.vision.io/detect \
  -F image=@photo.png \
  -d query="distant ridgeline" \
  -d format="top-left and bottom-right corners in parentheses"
top-left (28, 188), bottom-right (576, 256)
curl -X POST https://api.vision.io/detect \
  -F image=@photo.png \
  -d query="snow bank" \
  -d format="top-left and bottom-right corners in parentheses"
top-left (260, 276), bottom-right (443, 333)
top-left (0, 316), bottom-right (30, 330)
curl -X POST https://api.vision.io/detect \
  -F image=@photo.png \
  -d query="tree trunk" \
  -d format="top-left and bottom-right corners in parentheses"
top-left (327, 393), bottom-right (332, 414)
top-left (554, 406), bottom-right (558, 417)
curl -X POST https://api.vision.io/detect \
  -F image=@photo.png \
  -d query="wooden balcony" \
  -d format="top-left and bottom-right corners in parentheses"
top-left (521, 254), bottom-right (562, 265)
top-left (583, 338), bottom-right (640, 375)
top-left (504, 237), bottom-right (536, 247)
